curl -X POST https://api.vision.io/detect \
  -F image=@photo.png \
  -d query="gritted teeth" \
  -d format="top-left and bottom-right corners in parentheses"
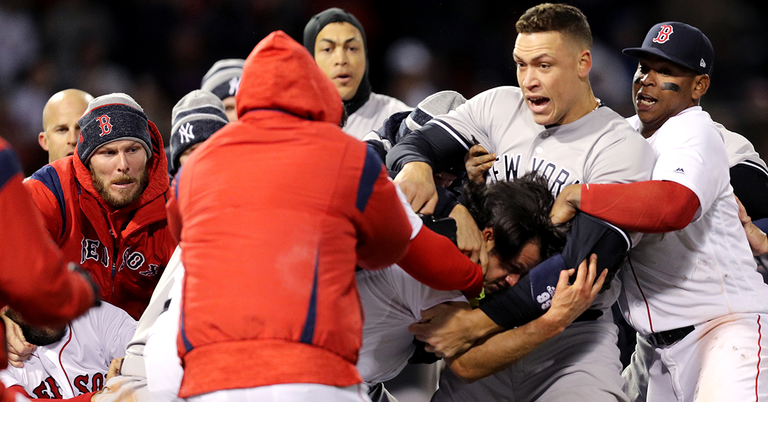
top-left (528, 97), bottom-right (549, 106)
top-left (637, 94), bottom-right (657, 107)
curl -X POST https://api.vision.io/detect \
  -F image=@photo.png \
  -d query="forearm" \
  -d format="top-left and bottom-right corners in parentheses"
top-left (447, 311), bottom-right (564, 382)
top-left (397, 227), bottom-right (483, 298)
top-left (580, 180), bottom-right (699, 233)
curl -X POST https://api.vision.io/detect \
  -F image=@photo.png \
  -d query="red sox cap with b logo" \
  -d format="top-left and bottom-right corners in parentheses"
top-left (77, 93), bottom-right (152, 165)
top-left (622, 21), bottom-right (714, 76)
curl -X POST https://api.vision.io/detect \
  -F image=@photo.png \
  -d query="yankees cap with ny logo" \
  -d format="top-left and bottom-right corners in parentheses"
top-left (169, 89), bottom-right (229, 176)
top-left (622, 21), bottom-right (714, 76)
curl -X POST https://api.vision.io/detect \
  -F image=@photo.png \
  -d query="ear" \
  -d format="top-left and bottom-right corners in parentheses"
top-left (577, 49), bottom-right (592, 78)
top-left (692, 74), bottom-right (710, 101)
top-left (38, 132), bottom-right (48, 151)
top-left (482, 227), bottom-right (494, 242)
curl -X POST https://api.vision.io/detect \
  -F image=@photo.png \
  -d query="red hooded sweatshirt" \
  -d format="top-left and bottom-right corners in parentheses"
top-left (23, 119), bottom-right (177, 320)
top-left (166, 31), bottom-right (412, 398)
top-left (0, 138), bottom-right (95, 402)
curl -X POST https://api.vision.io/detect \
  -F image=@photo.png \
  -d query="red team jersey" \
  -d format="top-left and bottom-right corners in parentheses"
top-left (167, 31), bottom-right (412, 399)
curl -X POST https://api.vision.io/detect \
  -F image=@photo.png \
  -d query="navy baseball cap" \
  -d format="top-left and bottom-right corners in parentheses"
top-left (623, 22), bottom-right (714, 76)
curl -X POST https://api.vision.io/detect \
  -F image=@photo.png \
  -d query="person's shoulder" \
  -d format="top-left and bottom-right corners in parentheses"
top-left (662, 107), bottom-right (720, 139)
top-left (591, 107), bottom-right (648, 144)
top-left (369, 92), bottom-right (411, 111)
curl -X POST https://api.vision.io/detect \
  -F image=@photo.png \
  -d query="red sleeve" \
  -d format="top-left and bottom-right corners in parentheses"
top-left (580, 180), bottom-right (700, 233)
top-left (355, 164), bottom-right (412, 271)
top-left (0, 142), bottom-right (94, 326)
top-left (397, 227), bottom-right (483, 298)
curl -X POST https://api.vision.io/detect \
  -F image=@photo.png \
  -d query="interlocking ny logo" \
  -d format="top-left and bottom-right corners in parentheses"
top-left (97, 115), bottom-right (112, 137)
top-left (653, 25), bottom-right (674, 44)
top-left (229, 76), bottom-right (240, 95)
top-left (179, 122), bottom-right (195, 144)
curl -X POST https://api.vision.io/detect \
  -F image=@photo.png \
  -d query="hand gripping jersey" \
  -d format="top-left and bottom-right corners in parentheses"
top-left (388, 86), bottom-right (656, 315)
top-left (0, 303), bottom-right (136, 400)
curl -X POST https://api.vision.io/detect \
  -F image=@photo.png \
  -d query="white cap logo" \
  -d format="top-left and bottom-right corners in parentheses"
top-left (700, 59), bottom-right (706, 68)
top-left (179, 122), bottom-right (195, 144)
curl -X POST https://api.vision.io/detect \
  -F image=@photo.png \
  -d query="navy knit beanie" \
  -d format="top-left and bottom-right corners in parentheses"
top-left (169, 90), bottom-right (228, 175)
top-left (200, 59), bottom-right (245, 101)
top-left (77, 93), bottom-right (151, 165)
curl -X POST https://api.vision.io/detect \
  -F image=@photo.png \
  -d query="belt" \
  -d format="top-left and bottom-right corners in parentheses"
top-left (646, 325), bottom-right (695, 346)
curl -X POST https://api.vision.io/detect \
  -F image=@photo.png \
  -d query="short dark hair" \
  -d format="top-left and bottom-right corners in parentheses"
top-left (516, 3), bottom-right (593, 50)
top-left (463, 172), bottom-right (566, 263)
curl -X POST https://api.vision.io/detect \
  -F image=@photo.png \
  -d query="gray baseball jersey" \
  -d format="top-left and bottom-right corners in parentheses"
top-left (356, 265), bottom-right (465, 386)
top-left (389, 86), bottom-right (656, 313)
top-left (343, 92), bottom-right (411, 140)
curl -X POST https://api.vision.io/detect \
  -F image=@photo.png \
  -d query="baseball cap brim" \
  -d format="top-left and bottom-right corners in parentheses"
top-left (622, 46), bottom-right (702, 75)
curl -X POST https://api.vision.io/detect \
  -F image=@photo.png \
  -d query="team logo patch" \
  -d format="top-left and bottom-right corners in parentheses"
top-left (179, 122), bottom-right (195, 144)
top-left (229, 76), bottom-right (241, 95)
top-left (700, 59), bottom-right (706, 68)
top-left (97, 115), bottom-right (113, 137)
top-left (652, 25), bottom-right (674, 44)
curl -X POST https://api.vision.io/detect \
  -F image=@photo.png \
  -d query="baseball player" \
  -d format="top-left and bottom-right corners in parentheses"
top-left (387, 3), bottom-right (655, 401)
top-left (90, 89), bottom-right (230, 402)
top-left (37, 89), bottom-right (94, 163)
top-left (303, 7), bottom-right (411, 140)
top-left (0, 303), bottom-right (136, 401)
top-left (167, 31), bottom-right (412, 402)
top-left (200, 59), bottom-right (244, 122)
top-left (23, 92), bottom-right (177, 321)
top-left (0, 136), bottom-right (97, 402)
top-left (551, 22), bottom-right (768, 401)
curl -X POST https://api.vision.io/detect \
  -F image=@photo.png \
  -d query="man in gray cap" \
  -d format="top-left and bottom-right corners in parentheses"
top-left (201, 59), bottom-right (244, 122)
top-left (304, 7), bottom-right (410, 139)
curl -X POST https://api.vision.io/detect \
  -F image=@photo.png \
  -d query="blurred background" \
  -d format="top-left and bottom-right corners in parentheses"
top-left (2, 0), bottom-right (767, 176)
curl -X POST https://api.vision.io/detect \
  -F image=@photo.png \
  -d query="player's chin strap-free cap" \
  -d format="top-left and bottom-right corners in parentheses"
top-left (169, 89), bottom-right (229, 176)
top-left (201, 58), bottom-right (245, 101)
top-left (622, 21), bottom-right (714, 76)
top-left (77, 93), bottom-right (152, 166)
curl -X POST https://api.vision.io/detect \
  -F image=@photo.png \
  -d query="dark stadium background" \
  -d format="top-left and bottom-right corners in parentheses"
top-left (1, 0), bottom-right (767, 177)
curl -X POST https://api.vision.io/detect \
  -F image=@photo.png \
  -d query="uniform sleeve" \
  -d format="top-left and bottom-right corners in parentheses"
top-left (396, 226), bottom-right (483, 297)
top-left (650, 117), bottom-right (729, 222)
top-left (386, 89), bottom-right (499, 174)
top-left (355, 149), bottom-right (412, 270)
top-left (385, 266), bottom-right (466, 320)
top-left (0, 144), bottom-right (94, 327)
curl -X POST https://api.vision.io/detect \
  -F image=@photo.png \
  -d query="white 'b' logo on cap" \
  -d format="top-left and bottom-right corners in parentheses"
top-left (179, 122), bottom-right (195, 144)
top-left (653, 25), bottom-right (674, 44)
